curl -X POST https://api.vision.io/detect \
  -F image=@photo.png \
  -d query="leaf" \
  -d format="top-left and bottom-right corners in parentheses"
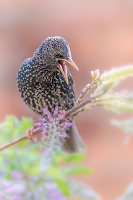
top-left (0, 122), bottom-right (9, 130)
top-left (65, 166), bottom-right (93, 175)
top-left (25, 143), bottom-right (41, 153)
top-left (22, 116), bottom-right (33, 129)
top-left (5, 115), bottom-right (16, 129)
top-left (99, 65), bottom-right (133, 83)
top-left (47, 165), bottom-right (65, 181)
top-left (17, 139), bottom-right (28, 147)
top-left (111, 118), bottom-right (133, 133)
top-left (101, 100), bottom-right (133, 113)
top-left (55, 180), bottom-right (70, 197)
top-left (65, 154), bottom-right (85, 163)
top-left (94, 81), bottom-right (117, 95)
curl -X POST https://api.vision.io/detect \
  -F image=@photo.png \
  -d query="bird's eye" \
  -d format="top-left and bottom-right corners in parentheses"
top-left (54, 54), bottom-right (64, 59)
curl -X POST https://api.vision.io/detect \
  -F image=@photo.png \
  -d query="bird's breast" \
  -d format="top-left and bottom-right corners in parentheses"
top-left (19, 70), bottom-right (75, 117)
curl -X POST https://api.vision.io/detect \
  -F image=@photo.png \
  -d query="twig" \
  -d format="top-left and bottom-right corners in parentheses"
top-left (66, 90), bottom-right (107, 117)
top-left (76, 70), bottom-right (99, 104)
top-left (0, 90), bottom-right (107, 151)
top-left (0, 127), bottom-right (42, 151)
top-left (76, 82), bottom-right (96, 104)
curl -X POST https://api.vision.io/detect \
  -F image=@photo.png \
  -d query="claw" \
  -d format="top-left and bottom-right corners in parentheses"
top-left (26, 128), bottom-right (35, 142)
top-left (59, 110), bottom-right (68, 122)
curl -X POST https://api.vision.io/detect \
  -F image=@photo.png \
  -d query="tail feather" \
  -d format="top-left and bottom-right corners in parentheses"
top-left (61, 121), bottom-right (86, 153)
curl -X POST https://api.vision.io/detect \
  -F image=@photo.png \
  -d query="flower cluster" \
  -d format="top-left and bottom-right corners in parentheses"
top-left (0, 179), bottom-right (25, 200)
top-left (0, 178), bottom-right (68, 200)
top-left (34, 106), bottom-right (73, 174)
top-left (44, 183), bottom-right (67, 200)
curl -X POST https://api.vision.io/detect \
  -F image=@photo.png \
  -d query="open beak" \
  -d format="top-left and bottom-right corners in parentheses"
top-left (58, 58), bottom-right (79, 85)
top-left (66, 58), bottom-right (79, 71)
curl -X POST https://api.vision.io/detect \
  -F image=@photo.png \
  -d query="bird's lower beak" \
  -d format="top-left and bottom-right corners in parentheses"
top-left (58, 62), bottom-right (68, 84)
top-left (58, 58), bottom-right (79, 85)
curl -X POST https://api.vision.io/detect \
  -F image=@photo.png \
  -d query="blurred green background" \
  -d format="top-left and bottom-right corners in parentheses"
top-left (1, 0), bottom-right (133, 199)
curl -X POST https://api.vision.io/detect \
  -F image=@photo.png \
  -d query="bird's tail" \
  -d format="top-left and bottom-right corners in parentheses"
top-left (61, 121), bottom-right (86, 153)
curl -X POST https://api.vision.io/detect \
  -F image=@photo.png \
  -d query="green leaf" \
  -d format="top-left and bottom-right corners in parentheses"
top-left (99, 65), bottom-right (133, 83)
top-left (22, 116), bottom-right (33, 129)
top-left (0, 122), bottom-right (9, 130)
top-left (101, 100), bottom-right (133, 113)
top-left (94, 81), bottom-right (116, 95)
top-left (17, 139), bottom-right (28, 147)
top-left (25, 143), bottom-right (41, 153)
top-left (66, 154), bottom-right (85, 163)
top-left (65, 166), bottom-right (93, 175)
top-left (111, 118), bottom-right (133, 133)
top-left (5, 115), bottom-right (16, 129)
top-left (0, 131), bottom-right (11, 141)
top-left (47, 165), bottom-right (65, 181)
top-left (55, 180), bottom-right (70, 197)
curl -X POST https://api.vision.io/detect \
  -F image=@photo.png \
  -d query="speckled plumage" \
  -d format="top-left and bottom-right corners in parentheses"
top-left (17, 36), bottom-right (85, 153)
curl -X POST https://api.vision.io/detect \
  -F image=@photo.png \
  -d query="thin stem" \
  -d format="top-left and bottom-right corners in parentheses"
top-left (0, 127), bottom-right (42, 151)
top-left (76, 81), bottom-right (96, 104)
top-left (14, 148), bottom-right (32, 192)
top-left (66, 90), bottom-right (107, 117)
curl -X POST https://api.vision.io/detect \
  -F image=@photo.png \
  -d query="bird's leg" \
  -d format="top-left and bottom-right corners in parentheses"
top-left (26, 125), bottom-right (39, 143)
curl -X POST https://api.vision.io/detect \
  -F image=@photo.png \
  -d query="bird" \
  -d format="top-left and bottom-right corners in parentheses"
top-left (17, 36), bottom-right (85, 153)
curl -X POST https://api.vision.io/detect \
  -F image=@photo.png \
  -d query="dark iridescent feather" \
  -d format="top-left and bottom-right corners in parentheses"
top-left (17, 36), bottom-right (85, 153)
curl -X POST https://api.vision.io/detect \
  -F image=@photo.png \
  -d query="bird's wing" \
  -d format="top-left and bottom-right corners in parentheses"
top-left (61, 120), bottom-right (86, 153)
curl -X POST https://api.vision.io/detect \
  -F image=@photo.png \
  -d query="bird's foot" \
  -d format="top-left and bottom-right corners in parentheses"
top-left (59, 110), bottom-right (68, 122)
top-left (26, 128), bottom-right (35, 143)
top-left (59, 110), bottom-right (65, 115)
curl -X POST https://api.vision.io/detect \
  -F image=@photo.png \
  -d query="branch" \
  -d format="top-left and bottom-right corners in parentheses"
top-left (0, 127), bottom-right (42, 151)
top-left (66, 90), bottom-right (107, 118)
top-left (0, 90), bottom-right (107, 151)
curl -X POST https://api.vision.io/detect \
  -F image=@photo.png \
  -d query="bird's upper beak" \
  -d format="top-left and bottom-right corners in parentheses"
top-left (58, 58), bottom-right (79, 85)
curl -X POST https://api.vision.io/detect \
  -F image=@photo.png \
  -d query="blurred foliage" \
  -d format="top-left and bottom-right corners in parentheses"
top-left (0, 116), bottom-right (100, 200)
top-left (93, 66), bottom-right (133, 113)
top-left (111, 118), bottom-right (133, 134)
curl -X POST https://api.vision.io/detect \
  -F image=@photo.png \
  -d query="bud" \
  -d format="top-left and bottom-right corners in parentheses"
top-left (91, 70), bottom-right (99, 80)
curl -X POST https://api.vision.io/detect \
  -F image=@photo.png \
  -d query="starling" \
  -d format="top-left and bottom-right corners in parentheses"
top-left (17, 36), bottom-right (85, 153)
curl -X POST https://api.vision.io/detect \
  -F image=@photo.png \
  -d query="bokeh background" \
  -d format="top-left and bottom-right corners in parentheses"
top-left (1, 0), bottom-right (133, 199)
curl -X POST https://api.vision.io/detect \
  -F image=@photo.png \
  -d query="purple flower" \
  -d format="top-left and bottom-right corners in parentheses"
top-left (4, 158), bottom-right (10, 166)
top-left (4, 184), bottom-right (25, 194)
top-left (11, 194), bottom-right (23, 200)
top-left (0, 168), bottom-right (5, 175)
top-left (0, 193), bottom-right (6, 200)
top-left (44, 183), bottom-right (57, 190)
top-left (53, 106), bottom-right (58, 117)
top-left (44, 183), bottom-right (67, 200)
top-left (33, 194), bottom-right (39, 200)
top-left (2, 180), bottom-right (12, 187)
top-left (10, 170), bottom-right (23, 180)
top-left (0, 180), bottom-right (25, 200)
top-left (25, 191), bottom-right (32, 199)
top-left (34, 106), bottom-right (73, 174)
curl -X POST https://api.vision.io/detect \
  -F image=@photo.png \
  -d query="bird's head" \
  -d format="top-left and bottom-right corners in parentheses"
top-left (37, 36), bottom-right (79, 84)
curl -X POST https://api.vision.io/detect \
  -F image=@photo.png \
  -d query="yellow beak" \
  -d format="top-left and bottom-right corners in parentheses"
top-left (58, 58), bottom-right (79, 85)
top-left (66, 58), bottom-right (79, 71)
